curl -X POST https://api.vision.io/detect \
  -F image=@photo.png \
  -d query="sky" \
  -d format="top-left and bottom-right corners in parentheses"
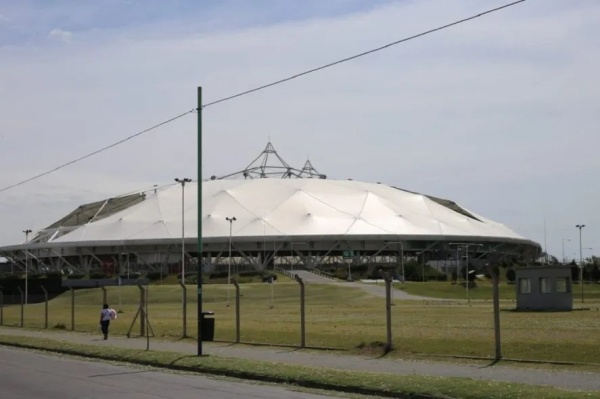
top-left (0, 0), bottom-right (598, 261)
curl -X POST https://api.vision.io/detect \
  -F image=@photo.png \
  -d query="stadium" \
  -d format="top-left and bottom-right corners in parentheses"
top-left (0, 143), bottom-right (541, 279)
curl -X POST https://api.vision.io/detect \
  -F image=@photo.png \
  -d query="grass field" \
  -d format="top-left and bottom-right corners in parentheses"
top-left (2, 280), bottom-right (600, 365)
top-left (2, 335), bottom-right (596, 399)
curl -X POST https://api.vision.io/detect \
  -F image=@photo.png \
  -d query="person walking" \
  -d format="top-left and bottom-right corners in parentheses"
top-left (99, 304), bottom-right (117, 340)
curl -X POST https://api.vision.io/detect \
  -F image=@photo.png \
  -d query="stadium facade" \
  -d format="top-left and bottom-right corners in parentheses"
top-left (0, 143), bottom-right (541, 277)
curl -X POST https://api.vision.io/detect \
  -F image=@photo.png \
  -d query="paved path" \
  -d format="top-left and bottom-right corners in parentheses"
top-left (290, 270), bottom-right (435, 300)
top-left (289, 270), bottom-right (335, 284)
top-left (1, 326), bottom-right (599, 392)
top-left (0, 346), bottom-right (333, 399)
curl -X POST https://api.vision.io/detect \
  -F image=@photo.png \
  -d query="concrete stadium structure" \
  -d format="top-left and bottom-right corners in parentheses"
top-left (0, 143), bottom-right (541, 277)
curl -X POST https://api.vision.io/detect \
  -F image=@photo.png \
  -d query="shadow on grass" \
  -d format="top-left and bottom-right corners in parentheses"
top-left (169, 355), bottom-right (208, 365)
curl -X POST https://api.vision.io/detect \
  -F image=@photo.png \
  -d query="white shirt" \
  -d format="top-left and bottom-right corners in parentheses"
top-left (101, 309), bottom-right (112, 321)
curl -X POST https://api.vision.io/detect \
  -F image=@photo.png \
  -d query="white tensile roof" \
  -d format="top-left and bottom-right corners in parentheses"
top-left (51, 179), bottom-right (527, 244)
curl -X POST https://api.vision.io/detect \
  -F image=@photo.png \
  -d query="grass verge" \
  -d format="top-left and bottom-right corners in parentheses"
top-left (0, 335), bottom-right (598, 399)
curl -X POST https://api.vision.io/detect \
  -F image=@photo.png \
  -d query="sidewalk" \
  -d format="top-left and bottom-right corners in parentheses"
top-left (1, 326), bottom-right (599, 391)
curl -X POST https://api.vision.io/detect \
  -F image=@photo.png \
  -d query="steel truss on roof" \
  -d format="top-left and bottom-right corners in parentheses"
top-left (215, 142), bottom-right (326, 180)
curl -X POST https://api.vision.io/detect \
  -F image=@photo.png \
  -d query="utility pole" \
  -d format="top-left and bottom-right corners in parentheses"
top-left (226, 217), bottom-right (236, 306)
top-left (576, 225), bottom-right (585, 303)
top-left (175, 178), bottom-right (192, 283)
top-left (23, 229), bottom-right (32, 305)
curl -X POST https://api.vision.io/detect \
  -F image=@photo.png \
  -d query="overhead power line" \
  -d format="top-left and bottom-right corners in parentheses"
top-left (0, 110), bottom-right (195, 193)
top-left (201, 0), bottom-right (526, 109)
top-left (0, 0), bottom-right (525, 194)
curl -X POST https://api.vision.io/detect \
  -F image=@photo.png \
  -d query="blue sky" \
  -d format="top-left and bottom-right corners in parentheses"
top-left (0, 0), bottom-right (598, 260)
top-left (0, 0), bottom-right (392, 44)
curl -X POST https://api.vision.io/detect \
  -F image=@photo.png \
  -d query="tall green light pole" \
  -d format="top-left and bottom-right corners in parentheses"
top-left (197, 87), bottom-right (204, 355)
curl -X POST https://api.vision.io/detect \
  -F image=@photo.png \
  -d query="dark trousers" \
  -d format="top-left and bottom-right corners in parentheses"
top-left (100, 320), bottom-right (110, 339)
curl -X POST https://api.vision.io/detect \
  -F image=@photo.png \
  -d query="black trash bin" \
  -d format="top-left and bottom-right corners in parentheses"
top-left (201, 311), bottom-right (215, 341)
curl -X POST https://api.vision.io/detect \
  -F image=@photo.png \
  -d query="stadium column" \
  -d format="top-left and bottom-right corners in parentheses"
top-left (197, 87), bottom-right (204, 356)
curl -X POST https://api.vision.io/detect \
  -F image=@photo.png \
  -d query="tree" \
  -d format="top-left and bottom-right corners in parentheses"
top-left (505, 268), bottom-right (516, 283)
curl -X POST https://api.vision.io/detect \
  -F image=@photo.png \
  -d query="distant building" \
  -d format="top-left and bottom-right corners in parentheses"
top-left (515, 266), bottom-right (573, 311)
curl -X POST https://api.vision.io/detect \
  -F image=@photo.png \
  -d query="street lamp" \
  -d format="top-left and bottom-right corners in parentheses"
top-left (380, 241), bottom-right (404, 282)
top-left (23, 229), bottom-right (32, 305)
top-left (449, 243), bottom-right (483, 302)
top-left (576, 224), bottom-right (585, 303)
top-left (226, 216), bottom-right (236, 306)
top-left (562, 238), bottom-right (571, 264)
top-left (120, 253), bottom-right (130, 279)
top-left (290, 241), bottom-right (307, 271)
top-left (175, 178), bottom-right (192, 284)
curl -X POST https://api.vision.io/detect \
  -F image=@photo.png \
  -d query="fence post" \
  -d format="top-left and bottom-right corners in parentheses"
top-left (40, 286), bottom-right (49, 329)
top-left (17, 286), bottom-right (24, 327)
top-left (384, 275), bottom-right (393, 352)
top-left (70, 287), bottom-right (75, 331)
top-left (101, 286), bottom-right (107, 305)
top-left (492, 266), bottom-right (502, 360)
top-left (294, 274), bottom-right (305, 348)
top-left (0, 287), bottom-right (3, 326)
top-left (138, 285), bottom-right (146, 337)
top-left (232, 278), bottom-right (240, 343)
top-left (179, 282), bottom-right (187, 338)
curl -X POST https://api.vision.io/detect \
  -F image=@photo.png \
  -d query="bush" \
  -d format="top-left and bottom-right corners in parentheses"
top-left (89, 271), bottom-right (108, 279)
top-left (184, 273), bottom-right (206, 285)
top-left (66, 274), bottom-right (86, 280)
top-left (505, 268), bottom-right (516, 283)
top-left (208, 271), bottom-right (229, 280)
top-left (119, 272), bottom-right (141, 280)
top-left (45, 272), bottom-right (63, 279)
top-left (146, 271), bottom-right (163, 281)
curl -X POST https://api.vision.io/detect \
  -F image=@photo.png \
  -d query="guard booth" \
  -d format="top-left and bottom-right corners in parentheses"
top-left (515, 266), bottom-right (573, 311)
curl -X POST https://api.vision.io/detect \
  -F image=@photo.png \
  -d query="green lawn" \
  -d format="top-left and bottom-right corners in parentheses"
top-left (2, 335), bottom-right (597, 399)
top-left (2, 281), bottom-right (600, 365)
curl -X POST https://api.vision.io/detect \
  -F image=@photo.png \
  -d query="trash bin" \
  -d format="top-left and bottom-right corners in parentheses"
top-left (201, 311), bottom-right (215, 341)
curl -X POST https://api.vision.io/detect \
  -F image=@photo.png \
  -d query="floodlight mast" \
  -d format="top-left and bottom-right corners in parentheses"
top-left (23, 229), bottom-right (32, 305)
top-left (576, 224), bottom-right (585, 303)
top-left (197, 87), bottom-right (203, 356)
top-left (225, 217), bottom-right (237, 306)
top-left (449, 243), bottom-right (483, 302)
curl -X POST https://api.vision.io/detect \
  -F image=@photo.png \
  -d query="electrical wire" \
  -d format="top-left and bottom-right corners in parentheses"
top-left (0, 0), bottom-right (525, 194)
top-left (0, 109), bottom-right (195, 193)
top-left (200, 0), bottom-right (526, 109)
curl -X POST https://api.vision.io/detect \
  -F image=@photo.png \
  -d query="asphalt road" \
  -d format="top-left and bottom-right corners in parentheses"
top-left (0, 347), bottom-right (339, 399)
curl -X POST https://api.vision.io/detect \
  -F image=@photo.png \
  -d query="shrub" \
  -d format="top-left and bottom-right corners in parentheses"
top-left (89, 271), bottom-right (108, 279)
top-left (505, 268), bottom-right (516, 283)
top-left (45, 272), bottom-right (63, 279)
top-left (119, 272), bottom-right (141, 280)
top-left (66, 274), bottom-right (86, 280)
top-left (146, 271), bottom-right (163, 281)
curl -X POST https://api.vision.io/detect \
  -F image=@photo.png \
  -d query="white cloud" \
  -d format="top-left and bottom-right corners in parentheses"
top-left (48, 28), bottom-right (72, 42)
top-left (0, 0), bottom-right (599, 258)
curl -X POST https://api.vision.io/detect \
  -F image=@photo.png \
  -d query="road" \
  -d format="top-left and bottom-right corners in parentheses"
top-left (0, 346), bottom-right (339, 399)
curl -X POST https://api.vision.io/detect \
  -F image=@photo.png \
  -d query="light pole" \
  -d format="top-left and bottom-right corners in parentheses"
top-left (290, 241), bottom-right (307, 271)
top-left (120, 253), bottom-right (130, 279)
top-left (562, 238), bottom-right (571, 264)
top-left (226, 216), bottom-right (236, 306)
top-left (449, 243), bottom-right (483, 301)
top-left (23, 229), bottom-right (32, 305)
top-left (380, 241), bottom-right (404, 282)
top-left (576, 224), bottom-right (585, 303)
top-left (175, 178), bottom-right (191, 284)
